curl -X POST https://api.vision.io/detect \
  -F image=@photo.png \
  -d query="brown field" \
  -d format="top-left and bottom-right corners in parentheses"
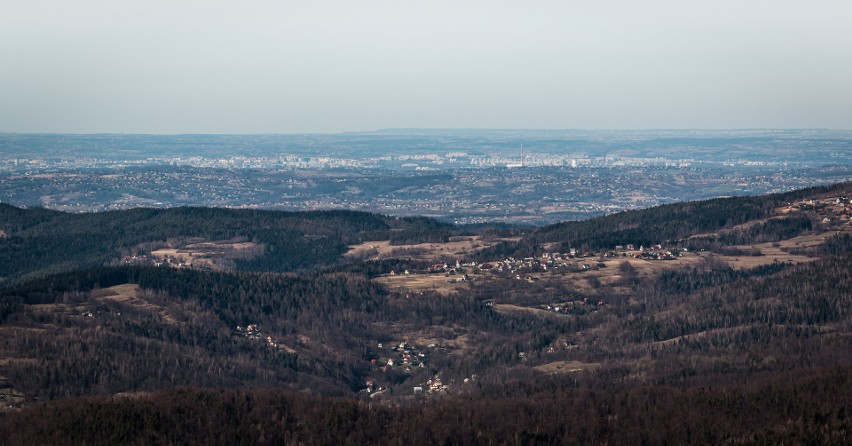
top-left (368, 322), bottom-right (475, 356)
top-left (406, 330), bottom-right (473, 352)
top-left (345, 236), bottom-right (515, 261)
top-left (151, 239), bottom-right (261, 269)
top-left (25, 284), bottom-right (178, 324)
top-left (723, 228), bottom-right (848, 270)
top-left (534, 360), bottom-right (601, 374)
top-left (0, 358), bottom-right (39, 367)
top-left (375, 273), bottom-right (470, 295)
top-left (96, 284), bottom-right (177, 324)
top-left (492, 304), bottom-right (554, 317)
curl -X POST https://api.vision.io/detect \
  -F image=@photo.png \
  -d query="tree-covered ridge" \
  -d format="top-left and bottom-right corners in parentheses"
top-left (0, 261), bottom-right (563, 401)
top-left (2, 234), bottom-right (850, 403)
top-left (0, 205), bottom-right (463, 283)
top-left (3, 181), bottom-right (847, 283)
top-left (476, 181), bottom-right (851, 259)
top-left (0, 266), bottom-right (390, 399)
top-left (1, 367), bottom-right (849, 445)
top-left (1, 182), bottom-right (852, 443)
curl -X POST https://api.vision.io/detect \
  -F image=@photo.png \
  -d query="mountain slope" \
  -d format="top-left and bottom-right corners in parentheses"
top-left (0, 205), bottom-right (463, 283)
top-left (1, 183), bottom-right (851, 443)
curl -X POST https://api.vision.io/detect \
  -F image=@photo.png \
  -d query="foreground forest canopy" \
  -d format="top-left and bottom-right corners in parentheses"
top-left (1, 181), bottom-right (851, 444)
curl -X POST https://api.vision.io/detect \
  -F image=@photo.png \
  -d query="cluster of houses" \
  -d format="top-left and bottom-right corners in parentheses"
top-left (360, 379), bottom-right (386, 396)
top-left (477, 254), bottom-right (600, 273)
top-left (122, 253), bottom-right (218, 270)
top-left (544, 297), bottom-right (605, 316)
top-left (785, 196), bottom-right (852, 224)
top-left (813, 197), bottom-right (850, 223)
top-left (122, 254), bottom-right (154, 265)
top-left (363, 341), bottom-right (485, 398)
top-left (363, 374), bottom-right (454, 397)
top-left (430, 261), bottom-right (478, 283)
top-left (387, 269), bottom-right (411, 276)
top-left (428, 259), bottom-right (473, 274)
top-left (234, 324), bottom-right (280, 348)
top-left (123, 253), bottom-right (183, 269)
top-left (386, 242), bottom-right (682, 281)
top-left (628, 246), bottom-right (680, 260)
top-left (370, 341), bottom-right (429, 371)
top-left (476, 245), bottom-right (679, 275)
top-left (390, 261), bottom-right (479, 283)
top-left (361, 342), bottom-right (437, 397)
top-left (414, 376), bottom-right (448, 395)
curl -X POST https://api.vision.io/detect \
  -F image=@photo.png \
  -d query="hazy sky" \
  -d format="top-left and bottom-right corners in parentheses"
top-left (2, 1), bottom-right (851, 133)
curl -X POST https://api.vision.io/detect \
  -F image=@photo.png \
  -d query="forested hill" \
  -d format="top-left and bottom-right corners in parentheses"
top-left (3, 182), bottom-right (850, 283)
top-left (0, 205), bottom-right (461, 283)
top-left (477, 181), bottom-right (852, 259)
top-left (1, 182), bottom-right (852, 443)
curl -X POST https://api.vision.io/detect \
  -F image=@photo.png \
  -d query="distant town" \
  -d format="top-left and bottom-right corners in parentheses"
top-left (2, 130), bottom-right (850, 224)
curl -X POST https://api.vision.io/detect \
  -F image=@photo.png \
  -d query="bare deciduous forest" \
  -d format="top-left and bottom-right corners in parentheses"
top-left (1, 182), bottom-right (851, 444)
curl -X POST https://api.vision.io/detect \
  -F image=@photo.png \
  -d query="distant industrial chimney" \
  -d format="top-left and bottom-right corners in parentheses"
top-left (506, 142), bottom-right (526, 168)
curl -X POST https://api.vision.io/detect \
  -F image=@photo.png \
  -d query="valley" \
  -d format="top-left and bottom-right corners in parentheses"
top-left (0, 182), bottom-right (851, 443)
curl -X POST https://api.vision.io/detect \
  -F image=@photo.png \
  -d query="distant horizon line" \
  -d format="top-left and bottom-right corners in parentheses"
top-left (1, 127), bottom-right (849, 137)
